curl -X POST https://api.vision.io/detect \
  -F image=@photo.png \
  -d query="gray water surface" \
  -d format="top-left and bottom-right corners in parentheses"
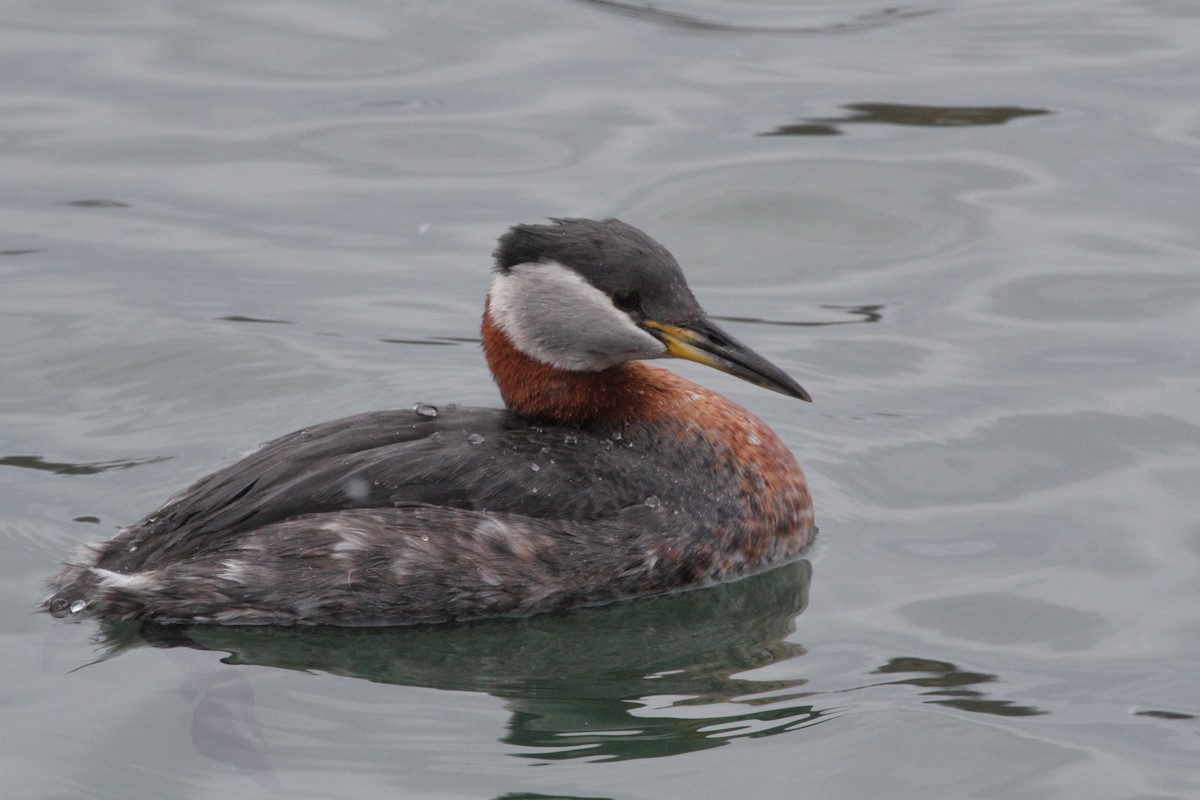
top-left (3, 1), bottom-right (1200, 798)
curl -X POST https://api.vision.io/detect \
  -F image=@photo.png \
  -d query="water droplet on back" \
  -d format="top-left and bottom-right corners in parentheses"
top-left (467, 433), bottom-right (485, 445)
top-left (644, 495), bottom-right (661, 508)
top-left (530, 463), bottom-right (540, 472)
top-left (413, 403), bottom-right (438, 418)
top-left (344, 478), bottom-right (370, 501)
top-left (69, 599), bottom-right (87, 614)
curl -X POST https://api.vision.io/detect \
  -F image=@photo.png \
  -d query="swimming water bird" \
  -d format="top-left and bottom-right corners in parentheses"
top-left (45, 218), bottom-right (815, 626)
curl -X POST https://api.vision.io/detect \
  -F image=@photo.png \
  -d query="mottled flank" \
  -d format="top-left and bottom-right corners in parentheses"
top-left (44, 218), bottom-right (815, 626)
top-left (49, 504), bottom-right (784, 626)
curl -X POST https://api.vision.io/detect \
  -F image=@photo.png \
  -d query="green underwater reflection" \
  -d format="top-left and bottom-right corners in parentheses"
top-left (101, 560), bottom-right (817, 762)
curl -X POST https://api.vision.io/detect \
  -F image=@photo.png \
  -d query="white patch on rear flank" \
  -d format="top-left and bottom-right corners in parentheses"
top-left (473, 518), bottom-right (511, 543)
top-left (392, 558), bottom-right (410, 581)
top-left (217, 560), bottom-right (250, 584)
top-left (487, 261), bottom-right (665, 371)
top-left (332, 528), bottom-right (373, 558)
top-left (473, 517), bottom-right (537, 560)
top-left (91, 568), bottom-right (157, 592)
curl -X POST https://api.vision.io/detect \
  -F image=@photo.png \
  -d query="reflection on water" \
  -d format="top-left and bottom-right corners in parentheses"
top-left (872, 657), bottom-right (1045, 717)
top-left (379, 336), bottom-right (470, 346)
top-left (55, 198), bottom-right (132, 208)
top-left (216, 315), bottom-right (294, 325)
top-left (581, 0), bottom-right (937, 35)
top-left (100, 561), bottom-right (815, 763)
top-left (0, 454), bottom-right (171, 476)
top-left (716, 304), bottom-right (886, 328)
top-left (760, 103), bottom-right (1052, 136)
top-left (71, 559), bottom-right (1057, 772)
top-left (1134, 710), bottom-right (1196, 721)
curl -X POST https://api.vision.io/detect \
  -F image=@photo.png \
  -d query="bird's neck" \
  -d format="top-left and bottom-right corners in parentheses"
top-left (481, 303), bottom-right (675, 428)
top-left (480, 304), bottom-right (811, 536)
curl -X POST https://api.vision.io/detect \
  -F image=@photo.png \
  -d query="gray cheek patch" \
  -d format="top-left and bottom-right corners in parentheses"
top-left (488, 262), bottom-right (667, 371)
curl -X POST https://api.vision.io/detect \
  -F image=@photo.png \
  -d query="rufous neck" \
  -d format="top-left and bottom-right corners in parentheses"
top-left (481, 302), bottom-right (672, 428)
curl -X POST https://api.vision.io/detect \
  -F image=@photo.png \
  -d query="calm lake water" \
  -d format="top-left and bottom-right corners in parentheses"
top-left (3, 1), bottom-right (1199, 797)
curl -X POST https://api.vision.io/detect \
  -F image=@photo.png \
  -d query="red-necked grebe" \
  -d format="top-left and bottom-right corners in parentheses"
top-left (45, 218), bottom-right (815, 625)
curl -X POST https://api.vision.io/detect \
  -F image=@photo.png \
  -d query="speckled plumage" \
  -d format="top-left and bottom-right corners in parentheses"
top-left (44, 218), bottom-right (815, 625)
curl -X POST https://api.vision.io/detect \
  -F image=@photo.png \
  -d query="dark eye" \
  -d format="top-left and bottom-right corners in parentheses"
top-left (612, 289), bottom-right (641, 312)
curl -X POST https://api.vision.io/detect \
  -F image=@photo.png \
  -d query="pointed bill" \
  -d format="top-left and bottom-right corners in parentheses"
top-left (642, 318), bottom-right (811, 401)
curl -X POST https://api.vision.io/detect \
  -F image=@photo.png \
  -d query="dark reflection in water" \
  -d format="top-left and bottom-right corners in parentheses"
top-left (217, 315), bottom-right (294, 325)
top-left (64, 562), bottom-right (1056, 774)
top-left (581, 1), bottom-right (937, 35)
top-left (760, 103), bottom-right (1051, 136)
top-left (1134, 709), bottom-right (1196, 721)
top-left (873, 657), bottom-right (1045, 717)
top-left (102, 561), bottom-right (817, 762)
top-left (717, 304), bottom-right (886, 328)
top-left (56, 198), bottom-right (131, 208)
top-left (0, 454), bottom-right (171, 476)
top-left (379, 337), bottom-right (463, 346)
top-left (381, 336), bottom-right (482, 347)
